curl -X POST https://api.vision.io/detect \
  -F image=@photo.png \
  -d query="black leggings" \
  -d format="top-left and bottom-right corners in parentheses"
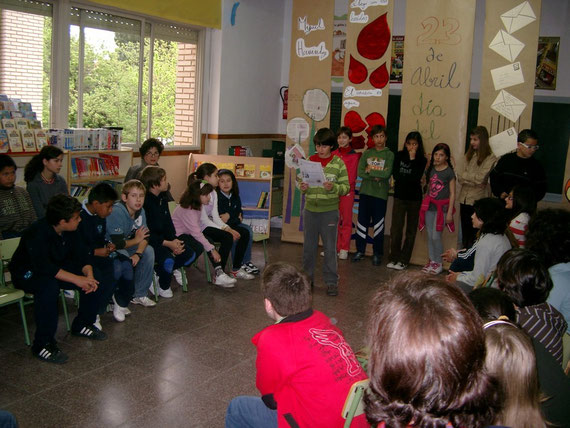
top-left (203, 227), bottom-right (245, 270)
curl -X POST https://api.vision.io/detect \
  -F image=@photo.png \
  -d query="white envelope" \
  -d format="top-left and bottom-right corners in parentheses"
top-left (491, 62), bottom-right (525, 90)
top-left (490, 128), bottom-right (518, 157)
top-left (489, 30), bottom-right (525, 62)
top-left (490, 90), bottom-right (526, 123)
top-left (501, 1), bottom-right (536, 34)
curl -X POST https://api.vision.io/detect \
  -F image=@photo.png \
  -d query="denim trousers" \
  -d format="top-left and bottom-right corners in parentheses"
top-left (225, 396), bottom-right (277, 428)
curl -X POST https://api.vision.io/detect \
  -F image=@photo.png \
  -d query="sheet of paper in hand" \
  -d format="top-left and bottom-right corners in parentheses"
top-left (299, 159), bottom-right (326, 187)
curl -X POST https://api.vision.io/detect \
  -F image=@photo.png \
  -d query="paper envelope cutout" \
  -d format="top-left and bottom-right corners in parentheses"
top-left (501, 1), bottom-right (536, 34)
top-left (491, 90), bottom-right (526, 123)
top-left (490, 127), bottom-right (518, 157)
top-left (491, 62), bottom-right (524, 90)
top-left (489, 30), bottom-right (525, 62)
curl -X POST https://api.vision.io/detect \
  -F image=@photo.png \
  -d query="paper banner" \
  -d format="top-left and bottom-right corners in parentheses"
top-left (281, 0), bottom-right (334, 244)
top-left (398, 0), bottom-right (476, 265)
top-left (477, 0), bottom-right (541, 137)
top-left (340, 1), bottom-right (394, 150)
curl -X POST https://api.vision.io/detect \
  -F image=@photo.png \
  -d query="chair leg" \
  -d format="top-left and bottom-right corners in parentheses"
top-left (204, 253), bottom-right (212, 283)
top-left (18, 298), bottom-right (30, 346)
top-left (152, 274), bottom-right (159, 302)
top-left (60, 291), bottom-right (71, 332)
top-left (263, 239), bottom-right (268, 263)
top-left (180, 268), bottom-right (188, 292)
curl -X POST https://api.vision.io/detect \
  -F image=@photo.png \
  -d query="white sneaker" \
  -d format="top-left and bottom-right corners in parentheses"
top-left (338, 250), bottom-right (348, 260)
top-left (214, 272), bottom-right (237, 288)
top-left (386, 261), bottom-right (397, 269)
top-left (393, 262), bottom-right (407, 271)
top-left (320, 251), bottom-right (324, 257)
top-left (173, 269), bottom-right (183, 285)
top-left (421, 261), bottom-right (433, 273)
top-left (429, 262), bottom-right (443, 275)
top-left (131, 296), bottom-right (157, 307)
top-left (158, 287), bottom-right (173, 298)
top-left (112, 295), bottom-right (126, 322)
top-left (230, 267), bottom-right (255, 280)
top-left (94, 315), bottom-right (102, 331)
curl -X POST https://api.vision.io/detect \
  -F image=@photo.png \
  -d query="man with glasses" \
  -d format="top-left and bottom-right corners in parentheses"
top-left (490, 129), bottom-right (547, 202)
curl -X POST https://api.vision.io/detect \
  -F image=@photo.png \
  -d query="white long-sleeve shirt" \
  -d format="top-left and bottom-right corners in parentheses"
top-left (200, 190), bottom-right (227, 231)
top-left (457, 233), bottom-right (511, 287)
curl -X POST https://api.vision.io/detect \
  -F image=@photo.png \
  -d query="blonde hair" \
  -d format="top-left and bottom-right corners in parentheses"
top-left (122, 179), bottom-right (146, 195)
top-left (484, 322), bottom-right (547, 428)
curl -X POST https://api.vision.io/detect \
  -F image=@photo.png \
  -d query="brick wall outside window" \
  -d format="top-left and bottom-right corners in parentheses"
top-left (174, 43), bottom-right (196, 146)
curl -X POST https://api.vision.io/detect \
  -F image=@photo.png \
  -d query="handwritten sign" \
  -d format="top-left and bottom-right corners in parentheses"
top-left (296, 38), bottom-right (329, 60)
top-left (350, 0), bottom-right (389, 11)
top-left (344, 86), bottom-right (382, 97)
top-left (350, 11), bottom-right (369, 23)
top-left (298, 16), bottom-right (325, 35)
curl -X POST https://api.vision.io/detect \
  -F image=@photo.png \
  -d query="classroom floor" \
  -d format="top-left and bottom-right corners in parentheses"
top-left (0, 229), bottom-right (406, 427)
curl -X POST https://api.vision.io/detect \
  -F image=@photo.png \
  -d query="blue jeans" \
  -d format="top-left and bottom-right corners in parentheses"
top-left (117, 245), bottom-right (155, 298)
top-left (231, 223), bottom-right (253, 267)
top-left (225, 396), bottom-right (277, 428)
top-left (425, 209), bottom-right (443, 263)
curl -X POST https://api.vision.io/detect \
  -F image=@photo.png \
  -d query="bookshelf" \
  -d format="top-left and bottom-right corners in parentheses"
top-left (188, 154), bottom-right (273, 238)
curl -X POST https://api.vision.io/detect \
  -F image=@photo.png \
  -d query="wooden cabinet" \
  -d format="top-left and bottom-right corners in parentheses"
top-left (188, 154), bottom-right (273, 238)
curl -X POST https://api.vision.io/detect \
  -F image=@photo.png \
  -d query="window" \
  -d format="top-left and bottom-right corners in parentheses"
top-left (0, 0), bottom-right (52, 125)
top-left (0, 0), bottom-right (201, 148)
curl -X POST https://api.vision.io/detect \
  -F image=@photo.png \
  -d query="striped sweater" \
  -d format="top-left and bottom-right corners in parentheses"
top-left (301, 155), bottom-right (349, 213)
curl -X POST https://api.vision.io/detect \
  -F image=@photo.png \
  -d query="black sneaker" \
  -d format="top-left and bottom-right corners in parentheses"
top-left (72, 325), bottom-right (107, 341)
top-left (326, 284), bottom-right (339, 296)
top-left (243, 262), bottom-right (260, 275)
top-left (352, 252), bottom-right (365, 262)
top-left (372, 254), bottom-right (382, 266)
top-left (32, 343), bottom-right (69, 364)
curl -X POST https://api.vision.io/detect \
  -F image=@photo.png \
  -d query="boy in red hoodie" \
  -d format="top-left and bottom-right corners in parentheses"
top-left (225, 263), bottom-right (368, 428)
top-left (333, 127), bottom-right (361, 259)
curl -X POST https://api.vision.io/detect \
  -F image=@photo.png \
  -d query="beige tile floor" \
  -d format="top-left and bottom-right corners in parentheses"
top-left (0, 230), bottom-right (405, 427)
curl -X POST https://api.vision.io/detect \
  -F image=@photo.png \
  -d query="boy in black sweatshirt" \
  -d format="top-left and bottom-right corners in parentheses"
top-left (140, 166), bottom-right (199, 297)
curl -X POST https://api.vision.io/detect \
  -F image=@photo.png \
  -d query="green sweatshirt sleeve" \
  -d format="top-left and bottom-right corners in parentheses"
top-left (332, 157), bottom-right (349, 196)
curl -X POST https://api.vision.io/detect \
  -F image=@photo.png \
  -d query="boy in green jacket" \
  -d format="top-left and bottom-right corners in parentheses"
top-left (353, 125), bottom-right (394, 265)
top-left (300, 128), bottom-right (349, 296)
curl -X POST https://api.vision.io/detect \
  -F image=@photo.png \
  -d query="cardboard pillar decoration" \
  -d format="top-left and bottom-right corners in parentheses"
top-left (281, 0), bottom-right (334, 244)
top-left (341, 1), bottom-right (394, 255)
top-left (478, 0), bottom-right (541, 158)
top-left (398, 0), bottom-right (476, 265)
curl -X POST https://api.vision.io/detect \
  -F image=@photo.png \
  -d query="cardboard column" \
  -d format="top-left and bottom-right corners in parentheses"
top-left (398, 0), bottom-right (477, 265)
top-left (281, 0), bottom-right (334, 244)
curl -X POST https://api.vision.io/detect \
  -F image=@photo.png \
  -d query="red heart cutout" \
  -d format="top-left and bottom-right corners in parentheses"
top-left (369, 62), bottom-right (389, 89)
top-left (348, 55), bottom-right (368, 84)
top-left (357, 13), bottom-right (391, 60)
top-left (344, 111), bottom-right (367, 133)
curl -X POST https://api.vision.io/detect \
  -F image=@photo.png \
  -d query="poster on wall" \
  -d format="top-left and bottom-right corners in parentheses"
top-left (477, 0), bottom-right (542, 138)
top-left (390, 35), bottom-right (404, 83)
top-left (535, 36), bottom-right (559, 90)
top-left (281, 0), bottom-right (335, 244)
top-left (331, 18), bottom-right (347, 79)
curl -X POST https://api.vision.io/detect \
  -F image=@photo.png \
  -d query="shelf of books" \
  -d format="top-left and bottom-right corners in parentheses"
top-left (188, 154), bottom-right (273, 238)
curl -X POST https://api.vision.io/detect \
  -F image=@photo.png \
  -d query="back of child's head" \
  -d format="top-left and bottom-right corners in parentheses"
top-left (140, 166), bottom-right (166, 191)
top-left (468, 288), bottom-right (516, 322)
top-left (403, 131), bottom-right (425, 159)
top-left (189, 162), bottom-right (217, 185)
top-left (518, 129), bottom-right (538, 144)
top-left (0, 153), bottom-right (17, 171)
top-left (510, 185), bottom-right (536, 217)
top-left (139, 138), bottom-right (164, 157)
top-left (496, 248), bottom-right (553, 307)
top-left (46, 194), bottom-right (82, 226)
top-left (217, 169), bottom-right (239, 197)
top-left (365, 272), bottom-right (497, 428)
top-left (473, 197), bottom-right (507, 235)
top-left (87, 182), bottom-right (118, 204)
top-left (337, 126), bottom-right (352, 139)
top-left (483, 322), bottom-right (545, 428)
top-left (179, 180), bottom-right (214, 210)
top-left (122, 179), bottom-right (146, 196)
top-left (369, 125), bottom-right (386, 138)
top-left (262, 262), bottom-right (312, 317)
top-left (526, 208), bottom-right (570, 266)
top-left (313, 128), bottom-right (337, 150)
top-left (24, 145), bottom-right (64, 182)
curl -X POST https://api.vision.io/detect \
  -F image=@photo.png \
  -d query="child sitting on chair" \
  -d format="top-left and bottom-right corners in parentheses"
top-left (225, 262), bottom-right (368, 428)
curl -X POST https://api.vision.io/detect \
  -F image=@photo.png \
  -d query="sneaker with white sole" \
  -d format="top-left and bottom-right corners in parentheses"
top-left (338, 250), bottom-right (348, 260)
top-left (393, 262), bottom-right (407, 271)
top-left (71, 325), bottom-right (107, 341)
top-left (243, 262), bottom-right (260, 275)
top-left (94, 314), bottom-right (102, 331)
top-left (173, 269), bottom-right (183, 285)
top-left (421, 261), bottom-right (433, 273)
top-left (231, 267), bottom-right (255, 280)
top-left (33, 343), bottom-right (68, 364)
top-left (386, 261), bottom-right (397, 269)
top-left (429, 262), bottom-right (443, 274)
top-left (158, 287), bottom-right (173, 298)
top-left (131, 296), bottom-right (157, 307)
top-left (112, 295), bottom-right (126, 322)
top-left (320, 251), bottom-right (324, 257)
top-left (214, 272), bottom-right (237, 288)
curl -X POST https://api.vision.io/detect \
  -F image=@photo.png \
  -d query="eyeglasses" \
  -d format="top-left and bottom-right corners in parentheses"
top-left (519, 142), bottom-right (539, 150)
top-left (506, 196), bottom-right (514, 201)
top-left (145, 151), bottom-right (160, 157)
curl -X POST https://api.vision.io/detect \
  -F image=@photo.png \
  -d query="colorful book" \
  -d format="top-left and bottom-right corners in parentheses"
top-left (34, 129), bottom-right (48, 150)
top-left (0, 129), bottom-right (9, 153)
top-left (244, 164), bottom-right (255, 178)
top-left (20, 129), bottom-right (36, 152)
top-left (7, 129), bottom-right (23, 152)
top-left (235, 163), bottom-right (245, 177)
top-left (259, 165), bottom-right (271, 179)
top-left (1, 118), bottom-right (16, 131)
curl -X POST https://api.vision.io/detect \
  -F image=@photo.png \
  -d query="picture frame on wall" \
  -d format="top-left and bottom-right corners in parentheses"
top-left (535, 36), bottom-right (559, 90)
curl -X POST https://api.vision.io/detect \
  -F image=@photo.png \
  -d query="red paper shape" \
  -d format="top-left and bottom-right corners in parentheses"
top-left (344, 111), bottom-right (367, 133)
top-left (365, 112), bottom-right (387, 139)
top-left (351, 135), bottom-right (366, 150)
top-left (348, 55), bottom-right (368, 84)
top-left (357, 13), bottom-right (391, 60)
top-left (369, 62), bottom-right (389, 89)
top-left (366, 136), bottom-right (375, 149)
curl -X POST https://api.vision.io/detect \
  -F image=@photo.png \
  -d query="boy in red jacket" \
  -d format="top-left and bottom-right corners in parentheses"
top-left (225, 262), bottom-right (368, 428)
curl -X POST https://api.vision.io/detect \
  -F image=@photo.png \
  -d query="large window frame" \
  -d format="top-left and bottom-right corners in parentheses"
top-left (1, 0), bottom-right (203, 149)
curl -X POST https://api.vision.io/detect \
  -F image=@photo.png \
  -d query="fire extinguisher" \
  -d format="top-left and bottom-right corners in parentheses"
top-left (280, 86), bottom-right (288, 120)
